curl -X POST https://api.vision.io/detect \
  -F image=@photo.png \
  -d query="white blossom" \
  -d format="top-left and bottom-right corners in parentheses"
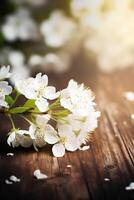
top-left (29, 54), bottom-right (43, 67)
top-left (0, 66), bottom-right (11, 80)
top-left (58, 112), bottom-right (100, 147)
top-left (0, 81), bottom-right (12, 108)
top-left (7, 129), bottom-right (33, 148)
top-left (7, 50), bottom-right (30, 84)
top-left (40, 10), bottom-right (76, 48)
top-left (42, 53), bottom-right (71, 73)
top-left (8, 51), bottom-right (25, 68)
top-left (30, 114), bottom-right (51, 148)
top-left (85, 9), bottom-right (134, 72)
top-left (60, 79), bottom-right (95, 116)
top-left (0, 81), bottom-right (12, 97)
top-left (44, 124), bottom-right (78, 157)
top-left (29, 53), bottom-right (71, 74)
top-left (10, 66), bottom-right (30, 84)
top-left (2, 8), bottom-right (38, 42)
top-left (7, 115), bottom-right (51, 149)
top-left (15, 73), bottom-right (59, 112)
top-left (2, 71), bottom-right (100, 158)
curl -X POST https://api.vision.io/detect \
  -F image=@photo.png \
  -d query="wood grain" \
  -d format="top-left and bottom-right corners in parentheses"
top-left (0, 67), bottom-right (134, 200)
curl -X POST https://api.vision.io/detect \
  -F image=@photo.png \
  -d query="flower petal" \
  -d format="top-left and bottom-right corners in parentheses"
top-left (58, 124), bottom-right (72, 137)
top-left (36, 114), bottom-right (50, 126)
top-left (29, 124), bottom-right (36, 139)
top-left (44, 86), bottom-right (59, 100)
top-left (35, 98), bottom-right (49, 112)
top-left (65, 136), bottom-right (78, 152)
top-left (7, 132), bottom-right (16, 146)
top-left (35, 73), bottom-right (48, 86)
top-left (44, 125), bottom-right (59, 144)
top-left (52, 143), bottom-right (65, 157)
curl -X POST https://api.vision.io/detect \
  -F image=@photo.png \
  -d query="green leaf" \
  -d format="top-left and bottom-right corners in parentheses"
top-left (30, 107), bottom-right (40, 113)
top-left (23, 99), bottom-right (35, 108)
top-left (9, 107), bottom-right (31, 114)
top-left (5, 95), bottom-right (14, 106)
top-left (52, 109), bottom-right (70, 117)
top-left (49, 98), bottom-right (60, 110)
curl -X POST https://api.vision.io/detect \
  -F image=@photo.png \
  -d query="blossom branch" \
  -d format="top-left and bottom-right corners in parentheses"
top-left (0, 65), bottom-right (100, 157)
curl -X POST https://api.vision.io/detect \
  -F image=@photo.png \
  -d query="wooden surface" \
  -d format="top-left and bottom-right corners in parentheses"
top-left (0, 65), bottom-right (134, 200)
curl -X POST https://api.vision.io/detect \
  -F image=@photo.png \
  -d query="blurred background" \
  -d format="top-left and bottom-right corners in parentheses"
top-left (0, 0), bottom-right (134, 84)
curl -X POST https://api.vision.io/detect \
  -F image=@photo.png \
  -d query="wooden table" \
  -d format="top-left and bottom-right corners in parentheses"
top-left (0, 65), bottom-right (134, 200)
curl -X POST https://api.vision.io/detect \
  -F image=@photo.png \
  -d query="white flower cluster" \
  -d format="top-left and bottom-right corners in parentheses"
top-left (40, 10), bottom-right (76, 48)
top-left (1, 0), bottom-right (134, 76)
top-left (29, 52), bottom-right (71, 74)
top-left (0, 66), bottom-right (12, 108)
top-left (0, 48), bottom-right (30, 84)
top-left (85, 8), bottom-right (134, 72)
top-left (0, 66), bottom-right (100, 157)
top-left (71, 0), bottom-right (134, 72)
top-left (2, 8), bottom-right (38, 42)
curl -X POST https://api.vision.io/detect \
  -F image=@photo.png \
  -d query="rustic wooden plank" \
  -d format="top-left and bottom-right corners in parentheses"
top-left (0, 68), bottom-right (134, 200)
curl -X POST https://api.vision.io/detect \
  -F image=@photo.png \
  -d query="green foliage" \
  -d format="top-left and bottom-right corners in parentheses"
top-left (5, 95), bottom-right (14, 106)
top-left (8, 106), bottom-right (31, 114)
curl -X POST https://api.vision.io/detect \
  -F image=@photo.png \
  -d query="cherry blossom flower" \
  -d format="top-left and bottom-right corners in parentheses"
top-left (7, 115), bottom-right (51, 149)
top-left (10, 66), bottom-right (30, 84)
top-left (29, 52), bottom-right (71, 74)
top-left (57, 112), bottom-right (100, 147)
top-left (42, 53), bottom-right (71, 74)
top-left (0, 81), bottom-right (12, 97)
top-left (60, 79), bottom-right (95, 116)
top-left (44, 124), bottom-right (78, 157)
top-left (0, 66), bottom-right (11, 80)
top-left (15, 73), bottom-right (59, 112)
top-left (8, 51), bottom-right (25, 68)
top-left (2, 8), bottom-right (38, 42)
top-left (29, 54), bottom-right (43, 67)
top-left (0, 81), bottom-right (12, 108)
top-left (30, 114), bottom-right (51, 148)
top-left (1, 67), bottom-right (100, 157)
top-left (40, 10), bottom-right (76, 48)
top-left (7, 129), bottom-right (33, 148)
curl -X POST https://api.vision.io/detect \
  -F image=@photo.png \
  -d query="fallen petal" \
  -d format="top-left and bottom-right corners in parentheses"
top-left (33, 169), bottom-right (48, 180)
top-left (9, 175), bottom-right (20, 182)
